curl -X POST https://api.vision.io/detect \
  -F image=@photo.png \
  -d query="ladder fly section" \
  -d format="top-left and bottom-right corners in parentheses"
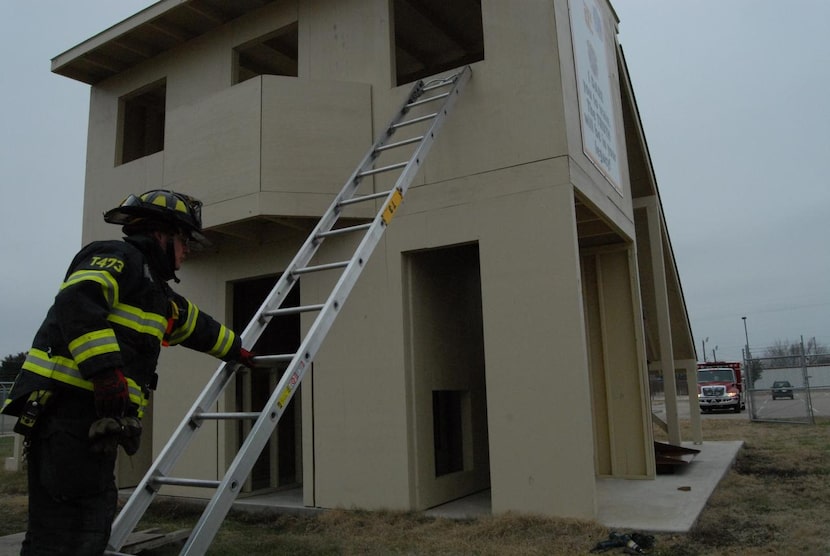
top-left (108, 65), bottom-right (471, 555)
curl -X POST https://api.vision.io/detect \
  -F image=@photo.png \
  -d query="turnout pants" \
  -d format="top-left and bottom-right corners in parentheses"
top-left (22, 396), bottom-right (118, 556)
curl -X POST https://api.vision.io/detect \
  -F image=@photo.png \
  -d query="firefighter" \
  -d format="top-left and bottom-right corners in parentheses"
top-left (1, 190), bottom-right (255, 555)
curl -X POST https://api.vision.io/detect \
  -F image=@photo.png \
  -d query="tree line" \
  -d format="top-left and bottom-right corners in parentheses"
top-left (743, 339), bottom-right (830, 386)
top-left (1, 352), bottom-right (26, 382)
top-left (759, 338), bottom-right (830, 367)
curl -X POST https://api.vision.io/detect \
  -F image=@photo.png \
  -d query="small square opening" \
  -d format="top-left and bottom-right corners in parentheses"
top-left (392, 0), bottom-right (484, 85)
top-left (118, 80), bottom-right (166, 165)
top-left (234, 22), bottom-right (299, 84)
top-left (433, 389), bottom-right (465, 476)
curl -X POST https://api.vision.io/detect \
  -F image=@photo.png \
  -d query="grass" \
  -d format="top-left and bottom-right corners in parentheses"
top-left (1, 418), bottom-right (829, 555)
top-left (0, 435), bottom-right (15, 458)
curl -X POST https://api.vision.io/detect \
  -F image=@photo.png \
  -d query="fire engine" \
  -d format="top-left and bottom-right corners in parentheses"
top-left (696, 361), bottom-right (744, 413)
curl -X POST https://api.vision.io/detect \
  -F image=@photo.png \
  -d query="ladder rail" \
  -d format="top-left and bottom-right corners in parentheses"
top-left (108, 71), bottom-right (436, 551)
top-left (107, 360), bottom-right (239, 549)
top-left (108, 65), bottom-right (471, 554)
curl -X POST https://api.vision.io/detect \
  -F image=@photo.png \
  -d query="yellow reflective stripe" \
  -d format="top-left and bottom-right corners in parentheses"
top-left (22, 348), bottom-right (145, 407)
top-left (169, 299), bottom-right (180, 321)
top-left (168, 300), bottom-right (198, 345)
top-left (61, 270), bottom-right (119, 308)
top-left (108, 303), bottom-right (167, 340)
top-left (68, 329), bottom-right (119, 365)
top-left (125, 376), bottom-right (144, 408)
top-left (23, 349), bottom-right (93, 392)
top-left (209, 326), bottom-right (235, 358)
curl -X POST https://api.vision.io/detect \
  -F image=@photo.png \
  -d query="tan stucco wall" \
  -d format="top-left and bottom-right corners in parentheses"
top-left (76, 0), bottom-right (656, 519)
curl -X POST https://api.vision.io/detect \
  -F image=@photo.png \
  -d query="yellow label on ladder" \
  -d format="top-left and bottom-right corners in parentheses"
top-left (381, 189), bottom-right (403, 225)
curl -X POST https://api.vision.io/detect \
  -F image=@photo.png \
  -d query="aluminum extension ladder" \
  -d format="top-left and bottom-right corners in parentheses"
top-left (107, 65), bottom-right (471, 555)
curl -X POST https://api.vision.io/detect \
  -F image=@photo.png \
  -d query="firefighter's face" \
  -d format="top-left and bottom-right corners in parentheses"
top-left (171, 233), bottom-right (191, 269)
top-left (154, 231), bottom-right (190, 270)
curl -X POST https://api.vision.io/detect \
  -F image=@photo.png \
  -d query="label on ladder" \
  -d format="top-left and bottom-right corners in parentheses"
top-left (381, 189), bottom-right (404, 225)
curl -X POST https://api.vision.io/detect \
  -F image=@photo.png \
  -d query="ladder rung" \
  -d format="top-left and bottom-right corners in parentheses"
top-left (338, 190), bottom-right (391, 207)
top-left (392, 113), bottom-right (437, 129)
top-left (316, 223), bottom-right (372, 239)
top-left (407, 92), bottom-right (449, 109)
top-left (375, 136), bottom-right (423, 152)
top-left (358, 161), bottom-right (408, 177)
top-left (152, 477), bottom-right (221, 489)
top-left (195, 412), bottom-right (261, 421)
top-left (423, 77), bottom-right (458, 92)
top-left (262, 304), bottom-right (325, 317)
top-left (292, 261), bottom-right (349, 275)
top-left (252, 354), bottom-right (296, 366)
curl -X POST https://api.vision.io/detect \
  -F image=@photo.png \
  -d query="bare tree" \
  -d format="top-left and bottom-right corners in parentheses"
top-left (762, 339), bottom-right (830, 368)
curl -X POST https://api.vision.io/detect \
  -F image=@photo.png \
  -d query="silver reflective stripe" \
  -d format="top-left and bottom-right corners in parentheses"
top-left (61, 269), bottom-right (119, 307)
top-left (168, 300), bottom-right (198, 345)
top-left (23, 348), bottom-right (145, 407)
top-left (108, 303), bottom-right (167, 340)
top-left (210, 326), bottom-right (235, 358)
top-left (69, 329), bottom-right (120, 365)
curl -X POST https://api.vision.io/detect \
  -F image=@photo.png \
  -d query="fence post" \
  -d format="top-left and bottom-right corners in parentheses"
top-left (801, 337), bottom-right (816, 424)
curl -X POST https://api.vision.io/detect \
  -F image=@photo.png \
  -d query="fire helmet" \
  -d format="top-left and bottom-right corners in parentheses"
top-left (104, 190), bottom-right (207, 243)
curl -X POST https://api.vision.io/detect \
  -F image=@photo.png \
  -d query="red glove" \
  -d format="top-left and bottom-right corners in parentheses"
top-left (91, 369), bottom-right (129, 417)
top-left (238, 348), bottom-right (257, 369)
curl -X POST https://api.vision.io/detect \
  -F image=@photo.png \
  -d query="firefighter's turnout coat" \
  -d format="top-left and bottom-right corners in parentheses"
top-left (2, 234), bottom-right (240, 418)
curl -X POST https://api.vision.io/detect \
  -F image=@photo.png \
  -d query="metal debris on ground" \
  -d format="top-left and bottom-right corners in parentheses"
top-left (590, 531), bottom-right (655, 554)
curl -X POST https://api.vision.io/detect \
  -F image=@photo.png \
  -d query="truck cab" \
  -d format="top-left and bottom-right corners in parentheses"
top-left (696, 362), bottom-right (744, 413)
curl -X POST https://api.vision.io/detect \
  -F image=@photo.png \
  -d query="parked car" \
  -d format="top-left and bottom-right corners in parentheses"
top-left (771, 381), bottom-right (794, 400)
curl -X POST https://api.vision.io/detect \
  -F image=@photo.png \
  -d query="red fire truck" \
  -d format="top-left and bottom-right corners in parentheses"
top-left (696, 361), bottom-right (744, 413)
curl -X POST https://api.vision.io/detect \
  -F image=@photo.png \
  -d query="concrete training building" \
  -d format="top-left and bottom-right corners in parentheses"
top-left (51, 0), bottom-right (697, 520)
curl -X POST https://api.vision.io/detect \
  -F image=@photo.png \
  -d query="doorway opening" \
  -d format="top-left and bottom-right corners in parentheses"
top-left (404, 242), bottom-right (490, 509)
top-left (232, 275), bottom-right (302, 492)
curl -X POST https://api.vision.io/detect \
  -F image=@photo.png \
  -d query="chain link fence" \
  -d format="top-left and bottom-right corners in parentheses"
top-left (744, 347), bottom-right (830, 424)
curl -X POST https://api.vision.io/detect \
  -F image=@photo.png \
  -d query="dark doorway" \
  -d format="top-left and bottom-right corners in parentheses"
top-left (232, 275), bottom-right (302, 490)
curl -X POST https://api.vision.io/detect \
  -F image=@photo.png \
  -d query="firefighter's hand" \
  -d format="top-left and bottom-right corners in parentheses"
top-left (118, 416), bottom-right (143, 456)
top-left (88, 416), bottom-right (142, 456)
top-left (237, 348), bottom-right (257, 369)
top-left (88, 417), bottom-right (121, 455)
top-left (91, 369), bottom-right (129, 417)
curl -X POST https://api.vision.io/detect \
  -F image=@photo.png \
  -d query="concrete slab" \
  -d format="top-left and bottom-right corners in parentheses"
top-left (0, 532), bottom-right (24, 556)
top-left (596, 440), bottom-right (743, 533)
top-left (424, 440), bottom-right (742, 533)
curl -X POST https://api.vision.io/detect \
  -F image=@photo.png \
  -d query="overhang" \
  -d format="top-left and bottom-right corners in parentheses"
top-left (51, 0), bottom-right (276, 85)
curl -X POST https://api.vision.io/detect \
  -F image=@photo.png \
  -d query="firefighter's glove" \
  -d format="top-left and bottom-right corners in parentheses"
top-left (118, 416), bottom-right (143, 456)
top-left (88, 416), bottom-right (142, 456)
top-left (237, 348), bottom-right (257, 369)
top-left (92, 368), bottom-right (129, 417)
top-left (88, 417), bottom-right (122, 455)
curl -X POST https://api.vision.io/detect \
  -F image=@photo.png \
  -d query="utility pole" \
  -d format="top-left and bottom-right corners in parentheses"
top-left (742, 316), bottom-right (753, 389)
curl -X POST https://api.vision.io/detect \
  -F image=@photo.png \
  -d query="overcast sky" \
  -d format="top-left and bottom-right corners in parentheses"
top-left (1, 1), bottom-right (827, 363)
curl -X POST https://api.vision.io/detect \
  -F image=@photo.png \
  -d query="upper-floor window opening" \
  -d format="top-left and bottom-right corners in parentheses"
top-left (118, 80), bottom-right (166, 165)
top-left (234, 21), bottom-right (299, 84)
top-left (392, 0), bottom-right (484, 85)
